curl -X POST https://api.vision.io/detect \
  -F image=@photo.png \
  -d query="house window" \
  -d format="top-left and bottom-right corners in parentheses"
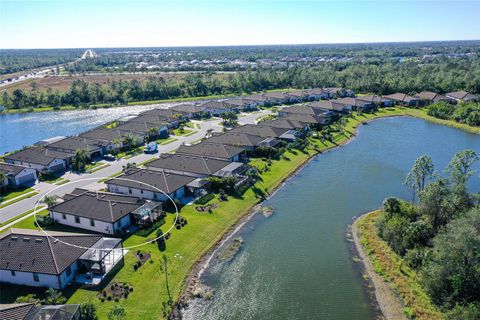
top-left (66, 265), bottom-right (71, 276)
top-left (11, 270), bottom-right (15, 276)
top-left (90, 219), bottom-right (95, 227)
top-left (153, 193), bottom-right (158, 200)
top-left (75, 216), bottom-right (80, 223)
top-left (33, 273), bottom-right (39, 282)
top-left (62, 213), bottom-right (66, 219)
top-left (128, 188), bottom-right (132, 194)
top-left (140, 189), bottom-right (143, 194)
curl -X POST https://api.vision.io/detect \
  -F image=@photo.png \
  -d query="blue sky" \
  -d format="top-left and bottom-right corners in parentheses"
top-left (1, 0), bottom-right (479, 49)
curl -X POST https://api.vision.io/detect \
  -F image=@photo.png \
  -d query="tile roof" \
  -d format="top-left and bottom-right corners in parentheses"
top-left (383, 93), bottom-right (418, 102)
top-left (283, 104), bottom-right (329, 116)
top-left (5, 147), bottom-right (73, 166)
top-left (50, 188), bottom-right (148, 223)
top-left (145, 153), bottom-right (232, 176)
top-left (176, 141), bottom-right (244, 160)
top-left (79, 128), bottom-right (125, 142)
top-left (0, 304), bottom-right (35, 320)
top-left (207, 132), bottom-right (267, 147)
top-left (107, 168), bottom-right (196, 194)
top-left (0, 229), bottom-right (103, 275)
top-left (45, 137), bottom-right (109, 153)
top-left (230, 124), bottom-right (288, 138)
top-left (262, 118), bottom-right (307, 130)
top-left (445, 91), bottom-right (479, 101)
top-left (306, 100), bottom-right (351, 112)
top-left (0, 163), bottom-right (32, 177)
top-left (171, 103), bottom-right (209, 114)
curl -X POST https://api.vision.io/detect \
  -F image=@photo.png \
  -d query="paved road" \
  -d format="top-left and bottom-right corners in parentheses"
top-left (0, 110), bottom-right (273, 224)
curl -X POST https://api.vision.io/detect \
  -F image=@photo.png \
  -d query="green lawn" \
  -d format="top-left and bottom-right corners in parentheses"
top-left (0, 207), bottom-right (45, 228)
top-left (172, 128), bottom-right (195, 136)
top-left (0, 186), bottom-right (34, 202)
top-left (157, 137), bottom-right (177, 145)
top-left (1, 107), bottom-right (477, 319)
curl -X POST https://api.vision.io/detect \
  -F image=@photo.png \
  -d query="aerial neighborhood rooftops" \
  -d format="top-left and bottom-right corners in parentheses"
top-left (383, 93), bottom-right (420, 106)
top-left (306, 100), bottom-right (352, 113)
top-left (208, 132), bottom-right (274, 149)
top-left (171, 103), bottom-right (209, 116)
top-left (230, 124), bottom-right (288, 139)
top-left (45, 136), bottom-right (110, 156)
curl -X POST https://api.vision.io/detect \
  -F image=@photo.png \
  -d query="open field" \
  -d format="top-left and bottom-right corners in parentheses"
top-left (0, 107), bottom-right (477, 319)
top-left (0, 73), bottom-right (231, 94)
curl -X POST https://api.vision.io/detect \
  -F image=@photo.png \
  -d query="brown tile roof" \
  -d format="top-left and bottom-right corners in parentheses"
top-left (230, 124), bottom-right (288, 138)
top-left (0, 304), bottom-right (34, 320)
top-left (146, 153), bottom-right (232, 176)
top-left (383, 93), bottom-right (418, 103)
top-left (176, 141), bottom-right (244, 160)
top-left (5, 147), bottom-right (73, 166)
top-left (208, 132), bottom-right (267, 147)
top-left (0, 229), bottom-right (103, 275)
top-left (0, 163), bottom-right (31, 177)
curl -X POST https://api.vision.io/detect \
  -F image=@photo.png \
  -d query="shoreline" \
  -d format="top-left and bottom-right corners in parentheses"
top-left (175, 111), bottom-right (478, 319)
top-left (350, 212), bottom-right (408, 320)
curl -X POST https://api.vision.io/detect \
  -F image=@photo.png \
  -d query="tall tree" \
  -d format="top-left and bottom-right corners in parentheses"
top-left (404, 155), bottom-right (435, 204)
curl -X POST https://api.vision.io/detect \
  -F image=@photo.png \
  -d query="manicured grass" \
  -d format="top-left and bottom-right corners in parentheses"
top-left (87, 163), bottom-right (110, 173)
top-left (2, 108), bottom-right (476, 319)
top-left (0, 207), bottom-right (45, 229)
top-left (356, 211), bottom-right (445, 320)
top-left (0, 186), bottom-right (34, 202)
top-left (98, 171), bottom-right (123, 183)
top-left (172, 128), bottom-right (194, 136)
top-left (1, 208), bottom-right (48, 231)
top-left (157, 137), bottom-right (177, 145)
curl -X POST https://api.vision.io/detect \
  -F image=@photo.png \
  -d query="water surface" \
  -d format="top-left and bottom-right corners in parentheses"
top-left (183, 117), bottom-right (480, 320)
top-left (0, 104), bottom-right (172, 154)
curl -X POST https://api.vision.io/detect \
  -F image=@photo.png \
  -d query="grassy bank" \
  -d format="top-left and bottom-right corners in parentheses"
top-left (355, 211), bottom-right (444, 320)
top-left (1, 108), bottom-right (477, 319)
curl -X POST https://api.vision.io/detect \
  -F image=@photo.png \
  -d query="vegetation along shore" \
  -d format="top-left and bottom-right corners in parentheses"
top-left (353, 148), bottom-right (480, 320)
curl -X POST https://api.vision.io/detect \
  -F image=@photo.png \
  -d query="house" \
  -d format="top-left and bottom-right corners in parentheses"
top-left (303, 88), bottom-right (330, 100)
top-left (262, 91), bottom-right (289, 104)
top-left (45, 137), bottom-right (110, 159)
top-left (130, 113), bottom-right (179, 128)
top-left (50, 188), bottom-right (163, 235)
top-left (145, 153), bottom-right (247, 178)
top-left (415, 91), bottom-right (455, 105)
top-left (171, 103), bottom-right (210, 118)
top-left (0, 163), bottom-right (37, 188)
top-left (207, 132), bottom-right (280, 151)
top-left (176, 141), bottom-right (245, 162)
top-left (243, 93), bottom-right (269, 107)
top-left (115, 120), bottom-right (169, 140)
top-left (324, 87), bottom-right (355, 98)
top-left (284, 113), bottom-right (327, 127)
top-left (0, 228), bottom-right (124, 289)
top-left (138, 109), bottom-right (182, 125)
top-left (356, 95), bottom-right (394, 107)
top-left (4, 147), bottom-right (72, 174)
top-left (263, 118), bottom-right (310, 131)
top-left (280, 104), bottom-right (335, 122)
top-left (306, 100), bottom-right (352, 114)
top-left (79, 127), bottom-right (133, 151)
top-left (285, 90), bottom-right (308, 102)
top-left (223, 98), bottom-right (258, 111)
top-left (106, 168), bottom-right (198, 202)
top-left (445, 91), bottom-right (479, 102)
top-left (230, 124), bottom-right (298, 142)
top-left (383, 93), bottom-right (420, 107)
top-left (335, 97), bottom-right (376, 112)
top-left (0, 303), bottom-right (80, 320)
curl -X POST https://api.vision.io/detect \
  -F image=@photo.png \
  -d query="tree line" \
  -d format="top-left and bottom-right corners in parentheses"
top-left (2, 56), bottom-right (480, 110)
top-left (427, 101), bottom-right (480, 126)
top-left (377, 150), bottom-right (480, 318)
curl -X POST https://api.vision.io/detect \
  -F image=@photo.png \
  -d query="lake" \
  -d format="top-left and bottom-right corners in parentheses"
top-left (182, 117), bottom-right (480, 320)
top-left (0, 104), bottom-right (173, 155)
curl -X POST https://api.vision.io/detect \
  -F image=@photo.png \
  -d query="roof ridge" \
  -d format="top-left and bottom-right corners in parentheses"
top-left (161, 169), bottom-right (170, 193)
top-left (46, 236), bottom-right (61, 273)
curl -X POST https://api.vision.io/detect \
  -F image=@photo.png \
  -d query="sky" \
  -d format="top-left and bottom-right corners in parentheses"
top-left (0, 0), bottom-right (479, 49)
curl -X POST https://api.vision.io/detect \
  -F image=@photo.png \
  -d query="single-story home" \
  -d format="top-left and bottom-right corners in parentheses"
top-left (115, 120), bottom-right (169, 140)
top-left (262, 91), bottom-right (289, 104)
top-left (415, 91), bottom-right (456, 105)
top-left (207, 132), bottom-right (280, 151)
top-left (45, 137), bottom-right (110, 159)
top-left (129, 113), bottom-right (179, 129)
top-left (304, 100), bottom-right (352, 114)
top-left (445, 91), bottom-right (479, 103)
top-left (262, 118), bottom-right (310, 131)
top-left (145, 153), bottom-right (247, 178)
top-left (106, 168), bottom-right (198, 202)
top-left (283, 113), bottom-right (327, 127)
top-left (0, 303), bottom-right (80, 320)
top-left (222, 98), bottom-right (259, 111)
top-left (0, 228), bottom-right (124, 289)
top-left (324, 87), bottom-right (355, 98)
top-left (176, 141), bottom-right (245, 162)
top-left (356, 95), bottom-right (394, 107)
top-left (4, 147), bottom-right (72, 174)
top-left (0, 163), bottom-right (37, 188)
top-left (303, 88), bottom-right (330, 100)
top-left (199, 101), bottom-right (240, 116)
top-left (50, 188), bottom-right (163, 235)
top-left (171, 103), bottom-right (210, 119)
top-left (285, 90), bottom-right (308, 103)
top-left (243, 94), bottom-right (270, 107)
top-left (138, 109), bottom-right (182, 125)
top-left (335, 97), bottom-right (376, 112)
top-left (383, 93), bottom-right (420, 107)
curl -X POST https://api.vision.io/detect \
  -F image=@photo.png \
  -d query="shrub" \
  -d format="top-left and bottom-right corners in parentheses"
top-left (194, 193), bottom-right (215, 205)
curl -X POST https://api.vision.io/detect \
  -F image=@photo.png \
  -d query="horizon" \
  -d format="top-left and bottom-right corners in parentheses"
top-left (1, 0), bottom-right (480, 49)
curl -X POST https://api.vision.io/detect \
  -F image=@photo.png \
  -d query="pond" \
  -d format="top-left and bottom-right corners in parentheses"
top-left (182, 117), bottom-right (480, 320)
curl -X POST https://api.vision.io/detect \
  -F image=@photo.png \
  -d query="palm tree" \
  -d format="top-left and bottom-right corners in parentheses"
top-left (146, 127), bottom-right (159, 142)
top-left (72, 149), bottom-right (89, 172)
top-left (42, 195), bottom-right (58, 208)
top-left (245, 167), bottom-right (261, 184)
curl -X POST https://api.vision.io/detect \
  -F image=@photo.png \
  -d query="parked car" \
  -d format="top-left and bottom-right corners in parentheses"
top-left (103, 154), bottom-right (116, 161)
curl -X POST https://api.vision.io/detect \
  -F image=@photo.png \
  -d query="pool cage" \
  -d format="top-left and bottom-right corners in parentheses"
top-left (78, 237), bottom-right (123, 275)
